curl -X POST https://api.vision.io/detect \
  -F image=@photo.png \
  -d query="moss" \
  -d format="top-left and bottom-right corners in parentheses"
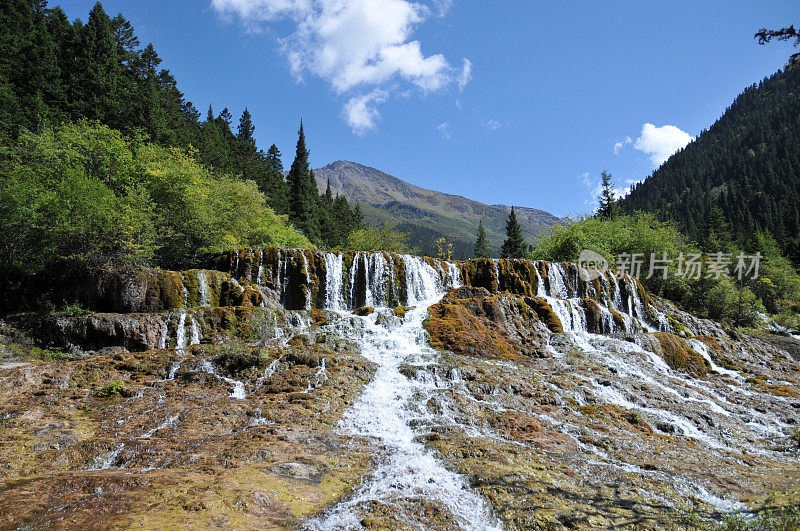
top-left (580, 298), bottom-right (603, 334)
top-left (653, 332), bottom-right (710, 377)
top-left (666, 315), bottom-right (690, 337)
top-left (609, 308), bottom-right (626, 330)
top-left (156, 271), bottom-right (184, 309)
top-left (354, 307), bottom-right (375, 316)
top-left (425, 301), bottom-right (522, 360)
top-left (524, 297), bottom-right (564, 333)
top-left (182, 270), bottom-right (201, 308)
top-left (580, 404), bottom-right (653, 435)
top-left (96, 380), bottom-right (125, 398)
top-left (764, 384), bottom-right (799, 398)
top-left (394, 306), bottom-right (408, 318)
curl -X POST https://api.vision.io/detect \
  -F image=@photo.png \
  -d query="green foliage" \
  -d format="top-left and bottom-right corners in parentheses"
top-left (436, 237), bottom-right (453, 261)
top-left (531, 213), bottom-right (794, 326)
top-left (501, 207), bottom-right (527, 258)
top-left (721, 506), bottom-right (800, 531)
top-left (474, 220), bottom-right (490, 258)
top-left (138, 141), bottom-right (310, 267)
top-left (0, 121), bottom-right (310, 276)
top-left (346, 224), bottom-right (415, 254)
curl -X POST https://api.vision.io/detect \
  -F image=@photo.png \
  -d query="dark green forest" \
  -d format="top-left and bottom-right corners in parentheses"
top-left (0, 0), bottom-right (364, 257)
top-left (620, 67), bottom-right (800, 264)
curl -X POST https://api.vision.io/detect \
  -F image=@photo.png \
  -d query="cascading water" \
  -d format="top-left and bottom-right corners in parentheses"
top-left (197, 271), bottom-right (210, 307)
top-left (306, 256), bottom-right (498, 529)
top-left (324, 253), bottom-right (345, 310)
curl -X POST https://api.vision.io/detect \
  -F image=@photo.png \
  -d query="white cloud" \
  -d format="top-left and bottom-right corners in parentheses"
top-left (485, 119), bottom-right (502, 131)
top-left (343, 89), bottom-right (388, 135)
top-left (633, 123), bottom-right (693, 167)
top-left (437, 122), bottom-right (452, 139)
top-left (613, 136), bottom-right (631, 155)
top-left (457, 59), bottom-right (471, 92)
top-left (212, 0), bottom-right (470, 134)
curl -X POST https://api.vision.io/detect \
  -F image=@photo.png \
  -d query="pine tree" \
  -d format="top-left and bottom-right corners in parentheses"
top-left (266, 144), bottom-right (283, 172)
top-left (501, 207), bottom-right (527, 258)
top-left (597, 170), bottom-right (618, 219)
top-left (236, 107), bottom-right (257, 180)
top-left (319, 179), bottom-right (337, 247)
top-left (74, 2), bottom-right (120, 123)
top-left (474, 219), bottom-right (490, 258)
top-left (287, 121), bottom-right (321, 242)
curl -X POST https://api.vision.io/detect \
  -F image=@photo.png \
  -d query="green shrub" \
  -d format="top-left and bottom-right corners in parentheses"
top-left (346, 223), bottom-right (415, 253)
top-left (0, 121), bottom-right (311, 277)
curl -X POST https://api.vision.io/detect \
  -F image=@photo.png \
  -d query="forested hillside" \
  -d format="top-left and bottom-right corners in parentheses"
top-left (0, 1), bottom-right (364, 252)
top-left (621, 67), bottom-right (800, 262)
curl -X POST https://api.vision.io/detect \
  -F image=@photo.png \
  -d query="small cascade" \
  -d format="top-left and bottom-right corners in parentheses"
top-left (403, 255), bottom-right (440, 306)
top-left (347, 252), bottom-right (360, 309)
top-left (304, 358), bottom-right (328, 392)
top-left (189, 317), bottom-right (201, 346)
top-left (197, 271), bottom-right (210, 307)
top-left (256, 250), bottom-right (265, 289)
top-left (365, 252), bottom-right (388, 307)
top-left (157, 321), bottom-right (168, 350)
top-left (687, 339), bottom-right (741, 378)
top-left (547, 262), bottom-right (569, 298)
top-left (201, 360), bottom-right (246, 399)
top-left (324, 253), bottom-right (345, 310)
top-left (257, 356), bottom-right (283, 387)
top-left (175, 311), bottom-right (187, 352)
top-left (88, 443), bottom-right (124, 471)
top-left (301, 252), bottom-right (313, 309)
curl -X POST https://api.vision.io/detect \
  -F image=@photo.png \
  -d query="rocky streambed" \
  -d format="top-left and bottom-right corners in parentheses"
top-left (1, 250), bottom-right (799, 529)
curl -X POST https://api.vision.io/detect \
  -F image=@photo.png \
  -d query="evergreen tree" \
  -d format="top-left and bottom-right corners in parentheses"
top-left (266, 144), bottom-right (283, 172)
top-left (597, 170), bottom-right (618, 219)
top-left (74, 2), bottom-right (120, 123)
top-left (474, 219), bottom-right (490, 258)
top-left (236, 107), bottom-right (257, 180)
top-left (703, 207), bottom-right (732, 252)
top-left (352, 203), bottom-right (364, 229)
top-left (287, 121), bottom-right (321, 242)
top-left (319, 179), bottom-right (337, 247)
top-left (261, 143), bottom-right (289, 215)
top-left (501, 207), bottom-right (527, 258)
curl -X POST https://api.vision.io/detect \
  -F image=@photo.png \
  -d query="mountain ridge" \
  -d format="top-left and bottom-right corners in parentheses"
top-left (313, 160), bottom-right (562, 257)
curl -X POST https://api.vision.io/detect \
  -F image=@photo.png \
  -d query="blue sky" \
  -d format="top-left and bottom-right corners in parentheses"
top-left (58, 0), bottom-right (797, 217)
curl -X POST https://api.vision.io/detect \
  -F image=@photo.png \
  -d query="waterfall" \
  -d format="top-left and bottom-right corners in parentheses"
top-left (302, 252), bottom-right (313, 309)
top-left (307, 261), bottom-right (500, 529)
top-left (347, 252), bottom-right (360, 309)
top-left (175, 311), bottom-right (187, 351)
top-left (365, 252), bottom-right (388, 307)
top-left (189, 317), bottom-right (200, 345)
top-left (324, 253), bottom-right (345, 311)
top-left (403, 255), bottom-right (440, 306)
top-left (197, 271), bottom-right (210, 307)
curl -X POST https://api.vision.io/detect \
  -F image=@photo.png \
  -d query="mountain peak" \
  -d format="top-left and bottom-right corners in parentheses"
top-left (314, 161), bottom-right (562, 257)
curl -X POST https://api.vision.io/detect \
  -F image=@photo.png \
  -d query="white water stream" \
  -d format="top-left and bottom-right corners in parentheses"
top-left (307, 256), bottom-right (500, 529)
